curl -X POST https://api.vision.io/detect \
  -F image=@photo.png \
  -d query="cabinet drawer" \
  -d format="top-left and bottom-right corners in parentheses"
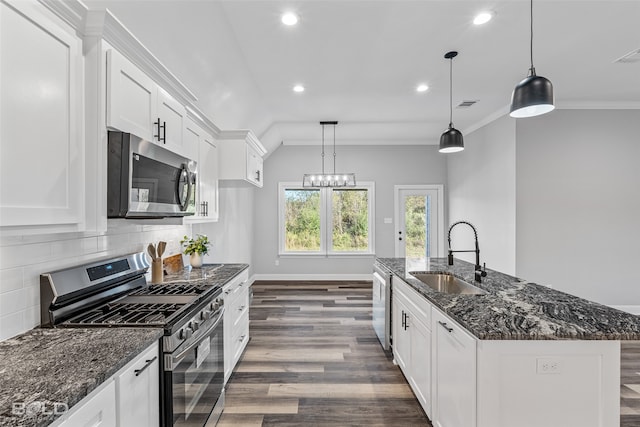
top-left (393, 277), bottom-right (432, 328)
top-left (230, 288), bottom-right (249, 328)
top-left (231, 309), bottom-right (249, 362)
top-left (223, 270), bottom-right (249, 302)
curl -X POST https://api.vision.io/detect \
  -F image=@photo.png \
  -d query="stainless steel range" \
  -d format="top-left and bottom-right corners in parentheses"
top-left (40, 252), bottom-right (225, 427)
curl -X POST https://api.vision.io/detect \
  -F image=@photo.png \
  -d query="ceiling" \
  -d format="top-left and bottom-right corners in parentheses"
top-left (85, 0), bottom-right (640, 154)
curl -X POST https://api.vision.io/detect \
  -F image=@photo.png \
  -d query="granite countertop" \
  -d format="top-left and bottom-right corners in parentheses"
top-left (377, 257), bottom-right (640, 341)
top-left (0, 327), bottom-right (163, 427)
top-left (0, 263), bottom-right (249, 426)
top-left (160, 263), bottom-right (249, 285)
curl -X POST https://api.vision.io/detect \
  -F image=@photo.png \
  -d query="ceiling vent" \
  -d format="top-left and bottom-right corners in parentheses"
top-left (614, 48), bottom-right (640, 64)
top-left (456, 100), bottom-right (478, 108)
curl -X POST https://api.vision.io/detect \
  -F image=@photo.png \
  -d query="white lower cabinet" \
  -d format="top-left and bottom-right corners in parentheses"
top-left (432, 309), bottom-right (476, 427)
top-left (50, 341), bottom-right (159, 427)
top-left (392, 277), bottom-right (432, 417)
top-left (223, 269), bottom-right (250, 383)
top-left (392, 277), bottom-right (621, 427)
top-left (63, 381), bottom-right (117, 427)
top-left (115, 342), bottom-right (160, 426)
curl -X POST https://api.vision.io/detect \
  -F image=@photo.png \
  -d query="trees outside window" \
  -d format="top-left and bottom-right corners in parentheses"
top-left (279, 182), bottom-right (375, 255)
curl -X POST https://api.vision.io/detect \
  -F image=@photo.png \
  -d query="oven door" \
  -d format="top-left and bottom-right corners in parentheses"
top-left (163, 310), bottom-right (224, 427)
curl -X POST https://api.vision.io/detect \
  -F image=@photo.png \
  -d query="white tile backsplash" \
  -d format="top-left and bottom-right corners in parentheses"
top-left (0, 267), bottom-right (23, 293)
top-left (0, 220), bottom-right (192, 340)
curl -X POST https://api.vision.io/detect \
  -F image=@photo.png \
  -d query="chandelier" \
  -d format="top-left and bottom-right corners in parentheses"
top-left (302, 121), bottom-right (356, 187)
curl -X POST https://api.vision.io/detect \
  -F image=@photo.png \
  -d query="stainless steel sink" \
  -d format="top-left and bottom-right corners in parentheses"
top-left (409, 272), bottom-right (487, 295)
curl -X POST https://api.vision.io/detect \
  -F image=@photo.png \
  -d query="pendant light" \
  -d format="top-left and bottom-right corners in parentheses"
top-left (302, 121), bottom-right (356, 187)
top-left (439, 51), bottom-right (464, 153)
top-left (509, 0), bottom-right (554, 118)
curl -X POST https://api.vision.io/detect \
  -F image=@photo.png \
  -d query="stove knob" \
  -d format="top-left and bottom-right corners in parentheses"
top-left (181, 327), bottom-right (193, 340)
top-left (192, 321), bottom-right (200, 331)
top-left (201, 310), bottom-right (211, 321)
top-left (210, 302), bottom-right (220, 311)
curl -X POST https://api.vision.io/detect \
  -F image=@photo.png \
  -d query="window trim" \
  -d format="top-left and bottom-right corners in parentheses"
top-left (278, 181), bottom-right (375, 256)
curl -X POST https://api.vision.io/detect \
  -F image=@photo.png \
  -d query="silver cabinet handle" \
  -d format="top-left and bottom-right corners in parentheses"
top-left (438, 321), bottom-right (454, 333)
top-left (134, 356), bottom-right (157, 376)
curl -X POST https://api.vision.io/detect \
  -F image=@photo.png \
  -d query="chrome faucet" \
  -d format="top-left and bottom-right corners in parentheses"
top-left (447, 221), bottom-right (487, 282)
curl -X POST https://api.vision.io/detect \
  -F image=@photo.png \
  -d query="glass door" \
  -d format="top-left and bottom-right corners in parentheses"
top-left (395, 185), bottom-right (443, 258)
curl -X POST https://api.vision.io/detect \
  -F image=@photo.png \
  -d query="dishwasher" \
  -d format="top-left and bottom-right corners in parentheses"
top-left (372, 261), bottom-right (391, 350)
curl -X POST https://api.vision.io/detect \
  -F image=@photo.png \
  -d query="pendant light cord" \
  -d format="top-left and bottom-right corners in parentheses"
top-left (529, 0), bottom-right (536, 76)
top-left (333, 124), bottom-right (337, 174)
top-left (321, 124), bottom-right (325, 175)
top-left (449, 56), bottom-right (453, 128)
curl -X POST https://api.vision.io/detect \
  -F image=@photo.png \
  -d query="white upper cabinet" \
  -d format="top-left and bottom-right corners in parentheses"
top-left (0, 0), bottom-right (84, 230)
top-left (218, 130), bottom-right (266, 188)
top-left (106, 49), bottom-right (186, 156)
top-left (184, 117), bottom-right (218, 222)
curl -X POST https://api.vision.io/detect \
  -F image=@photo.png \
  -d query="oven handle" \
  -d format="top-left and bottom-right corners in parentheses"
top-left (167, 309), bottom-right (224, 370)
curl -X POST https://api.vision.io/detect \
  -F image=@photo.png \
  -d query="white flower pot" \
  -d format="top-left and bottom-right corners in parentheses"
top-left (190, 253), bottom-right (203, 268)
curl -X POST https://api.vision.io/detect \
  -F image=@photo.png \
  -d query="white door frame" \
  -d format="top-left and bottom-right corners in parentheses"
top-left (394, 184), bottom-right (445, 258)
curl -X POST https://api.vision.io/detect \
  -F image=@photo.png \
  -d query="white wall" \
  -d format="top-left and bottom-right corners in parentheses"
top-left (0, 222), bottom-right (191, 340)
top-left (193, 183), bottom-right (255, 275)
top-left (516, 110), bottom-right (640, 307)
top-left (253, 144), bottom-right (448, 277)
top-left (447, 115), bottom-right (517, 275)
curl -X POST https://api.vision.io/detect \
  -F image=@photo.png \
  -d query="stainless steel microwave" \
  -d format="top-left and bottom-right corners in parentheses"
top-left (107, 131), bottom-right (196, 218)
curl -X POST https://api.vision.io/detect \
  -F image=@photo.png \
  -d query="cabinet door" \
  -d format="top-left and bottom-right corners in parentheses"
top-left (116, 343), bottom-right (160, 427)
top-left (409, 315), bottom-right (432, 417)
top-left (65, 381), bottom-right (116, 427)
top-left (392, 296), bottom-right (410, 372)
top-left (157, 88), bottom-right (186, 153)
top-left (1, 0), bottom-right (84, 227)
top-left (106, 49), bottom-right (156, 141)
top-left (433, 310), bottom-right (477, 427)
top-left (246, 145), bottom-right (263, 187)
top-left (199, 137), bottom-right (219, 221)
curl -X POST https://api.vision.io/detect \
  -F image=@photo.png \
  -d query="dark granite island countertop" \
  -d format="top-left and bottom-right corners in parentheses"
top-left (377, 257), bottom-right (640, 340)
top-left (0, 327), bottom-right (163, 427)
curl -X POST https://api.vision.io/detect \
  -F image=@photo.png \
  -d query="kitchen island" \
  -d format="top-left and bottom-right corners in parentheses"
top-left (377, 257), bottom-right (640, 427)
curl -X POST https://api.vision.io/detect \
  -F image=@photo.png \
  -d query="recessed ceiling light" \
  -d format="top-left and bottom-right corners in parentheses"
top-left (473, 11), bottom-right (494, 25)
top-left (416, 84), bottom-right (429, 93)
top-left (281, 12), bottom-right (299, 26)
top-left (293, 84), bottom-right (305, 93)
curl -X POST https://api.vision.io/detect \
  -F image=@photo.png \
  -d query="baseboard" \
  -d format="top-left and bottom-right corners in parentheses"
top-left (253, 273), bottom-right (373, 281)
top-left (609, 305), bottom-right (640, 315)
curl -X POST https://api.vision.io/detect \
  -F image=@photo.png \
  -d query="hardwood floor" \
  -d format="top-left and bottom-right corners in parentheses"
top-left (622, 341), bottom-right (640, 427)
top-left (217, 280), bottom-right (640, 427)
top-left (217, 281), bottom-right (431, 426)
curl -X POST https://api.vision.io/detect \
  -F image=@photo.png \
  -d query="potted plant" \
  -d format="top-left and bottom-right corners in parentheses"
top-left (180, 234), bottom-right (210, 268)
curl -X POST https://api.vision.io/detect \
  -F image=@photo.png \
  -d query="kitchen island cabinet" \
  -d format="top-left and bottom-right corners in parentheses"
top-left (392, 276), bottom-right (432, 417)
top-left (381, 257), bottom-right (640, 427)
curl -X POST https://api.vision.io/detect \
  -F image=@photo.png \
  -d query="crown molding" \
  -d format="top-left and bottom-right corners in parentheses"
top-left (218, 130), bottom-right (267, 155)
top-left (39, 0), bottom-right (86, 30)
top-left (82, 8), bottom-right (197, 108)
top-left (185, 106), bottom-right (222, 139)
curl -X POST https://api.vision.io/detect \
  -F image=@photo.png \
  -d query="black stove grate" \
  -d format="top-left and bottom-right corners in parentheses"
top-left (65, 302), bottom-right (184, 325)
top-left (130, 283), bottom-right (210, 296)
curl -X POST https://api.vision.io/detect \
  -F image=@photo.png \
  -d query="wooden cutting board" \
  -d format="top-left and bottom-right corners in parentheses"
top-left (163, 254), bottom-right (184, 274)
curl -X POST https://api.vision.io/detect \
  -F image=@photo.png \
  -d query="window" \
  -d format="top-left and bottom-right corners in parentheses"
top-left (278, 182), bottom-right (375, 256)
